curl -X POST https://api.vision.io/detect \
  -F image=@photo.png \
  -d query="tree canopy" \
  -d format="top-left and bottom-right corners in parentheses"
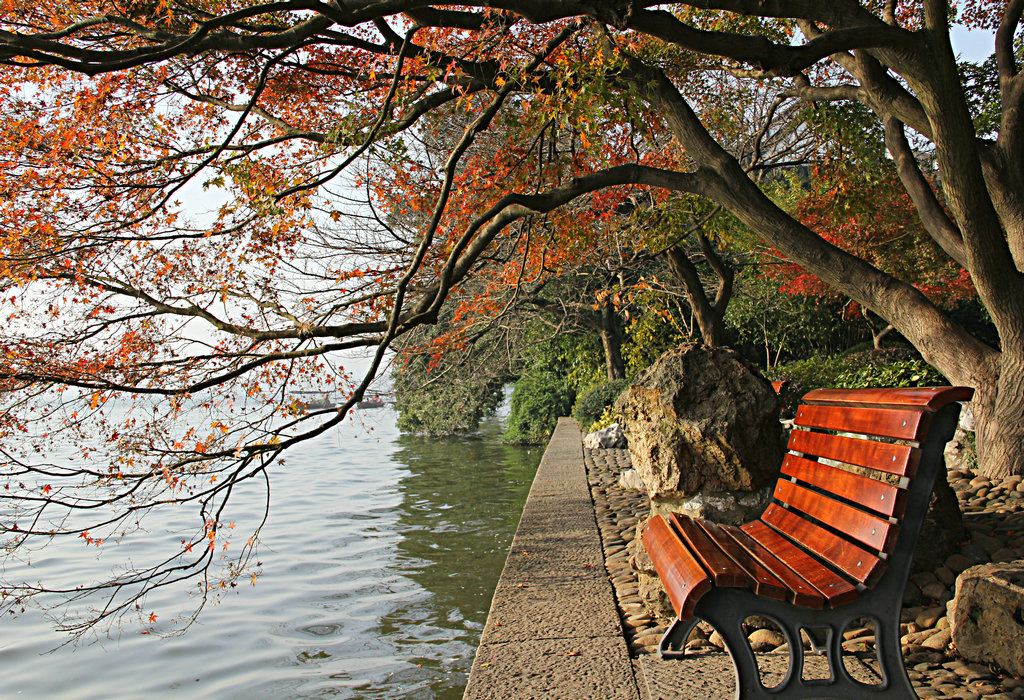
top-left (1, 0), bottom-right (1023, 634)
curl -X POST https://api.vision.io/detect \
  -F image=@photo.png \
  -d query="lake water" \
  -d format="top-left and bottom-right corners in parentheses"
top-left (0, 409), bottom-right (541, 699)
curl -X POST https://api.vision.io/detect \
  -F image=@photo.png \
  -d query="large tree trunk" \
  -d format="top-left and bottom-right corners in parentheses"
top-left (972, 348), bottom-right (1024, 478)
top-left (598, 298), bottom-right (626, 381)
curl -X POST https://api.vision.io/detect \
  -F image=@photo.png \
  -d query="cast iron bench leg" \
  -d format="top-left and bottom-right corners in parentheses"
top-left (659, 589), bottom-right (919, 699)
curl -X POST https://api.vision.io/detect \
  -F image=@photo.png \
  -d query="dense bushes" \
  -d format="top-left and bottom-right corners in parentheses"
top-left (572, 378), bottom-right (629, 430)
top-left (503, 334), bottom-right (602, 444)
top-left (503, 367), bottom-right (575, 444)
top-left (770, 347), bottom-right (947, 414)
top-left (393, 354), bottom-right (506, 436)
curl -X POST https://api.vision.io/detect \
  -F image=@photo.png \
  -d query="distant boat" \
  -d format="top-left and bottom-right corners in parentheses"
top-left (291, 391), bottom-right (340, 410)
top-left (356, 395), bottom-right (386, 409)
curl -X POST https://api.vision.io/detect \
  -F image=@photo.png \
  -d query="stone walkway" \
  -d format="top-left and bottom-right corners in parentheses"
top-left (464, 419), bottom-right (643, 699)
top-left (585, 446), bottom-right (1024, 699)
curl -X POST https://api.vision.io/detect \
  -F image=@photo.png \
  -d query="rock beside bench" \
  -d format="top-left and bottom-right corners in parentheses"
top-left (615, 344), bottom-right (782, 503)
top-left (949, 561), bottom-right (1024, 676)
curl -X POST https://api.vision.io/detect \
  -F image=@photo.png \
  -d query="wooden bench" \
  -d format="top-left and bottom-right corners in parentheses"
top-left (642, 386), bottom-right (972, 699)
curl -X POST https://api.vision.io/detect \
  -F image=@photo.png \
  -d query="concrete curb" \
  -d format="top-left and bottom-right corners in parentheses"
top-left (464, 418), bottom-right (642, 699)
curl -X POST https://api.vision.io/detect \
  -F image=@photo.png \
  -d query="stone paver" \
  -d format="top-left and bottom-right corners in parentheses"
top-left (466, 637), bottom-right (639, 700)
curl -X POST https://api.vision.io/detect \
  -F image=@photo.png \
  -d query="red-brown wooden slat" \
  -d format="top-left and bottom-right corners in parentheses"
top-left (721, 525), bottom-right (826, 609)
top-left (780, 454), bottom-right (907, 519)
top-left (760, 503), bottom-right (885, 585)
top-left (696, 520), bottom-right (787, 601)
top-left (787, 429), bottom-right (919, 477)
top-left (669, 514), bottom-right (748, 588)
top-left (642, 515), bottom-right (712, 618)
top-left (803, 386), bottom-right (974, 411)
top-left (794, 404), bottom-right (927, 440)
top-left (740, 520), bottom-right (859, 606)
top-left (773, 479), bottom-right (897, 552)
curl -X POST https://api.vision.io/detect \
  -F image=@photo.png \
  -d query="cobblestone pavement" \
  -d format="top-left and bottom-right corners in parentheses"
top-left (584, 447), bottom-right (1024, 700)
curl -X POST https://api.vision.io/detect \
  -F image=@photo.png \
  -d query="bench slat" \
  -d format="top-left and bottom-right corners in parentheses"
top-left (794, 404), bottom-right (927, 441)
top-left (642, 515), bottom-right (712, 618)
top-left (780, 454), bottom-right (907, 519)
top-left (803, 386), bottom-right (973, 411)
top-left (741, 520), bottom-right (859, 606)
top-left (696, 519), bottom-right (787, 601)
top-left (787, 429), bottom-right (918, 477)
top-left (721, 525), bottom-right (825, 609)
top-left (760, 503), bottom-right (885, 585)
top-left (773, 479), bottom-right (897, 552)
top-left (669, 514), bottom-right (748, 589)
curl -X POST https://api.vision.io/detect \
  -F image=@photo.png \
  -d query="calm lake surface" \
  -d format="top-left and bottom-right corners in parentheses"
top-left (0, 409), bottom-right (541, 699)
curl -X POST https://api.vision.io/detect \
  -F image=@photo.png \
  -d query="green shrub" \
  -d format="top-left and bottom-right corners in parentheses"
top-left (572, 378), bottom-right (629, 428)
top-left (503, 333), bottom-right (600, 444)
top-left (503, 368), bottom-right (575, 444)
top-left (588, 405), bottom-right (618, 433)
top-left (770, 348), bottom-right (947, 415)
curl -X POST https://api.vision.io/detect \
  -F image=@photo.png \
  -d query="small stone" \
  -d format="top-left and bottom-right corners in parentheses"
top-left (709, 631), bottom-right (725, 649)
top-left (747, 628), bottom-right (786, 651)
top-left (904, 648), bottom-right (946, 664)
top-left (916, 606), bottom-right (945, 629)
top-left (935, 566), bottom-right (957, 586)
top-left (921, 629), bottom-right (951, 650)
top-left (912, 571), bottom-right (940, 589)
top-left (904, 580), bottom-right (926, 607)
top-left (843, 626), bottom-right (872, 641)
top-left (633, 633), bottom-right (662, 646)
top-left (962, 543), bottom-right (991, 564)
top-left (921, 581), bottom-right (951, 601)
top-left (842, 636), bottom-right (874, 653)
top-left (992, 547), bottom-right (1019, 562)
top-left (946, 553), bottom-right (974, 574)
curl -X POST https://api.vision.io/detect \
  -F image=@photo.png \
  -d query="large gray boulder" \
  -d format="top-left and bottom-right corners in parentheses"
top-left (949, 562), bottom-right (1024, 676)
top-left (615, 344), bottom-right (783, 501)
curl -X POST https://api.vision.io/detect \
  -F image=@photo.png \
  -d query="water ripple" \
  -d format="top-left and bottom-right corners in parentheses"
top-left (1, 412), bottom-right (538, 699)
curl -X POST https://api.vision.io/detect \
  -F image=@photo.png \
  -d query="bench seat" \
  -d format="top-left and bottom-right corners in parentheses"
top-left (642, 385), bottom-right (973, 699)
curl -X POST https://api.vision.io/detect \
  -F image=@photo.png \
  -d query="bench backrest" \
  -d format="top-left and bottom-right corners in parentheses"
top-left (758, 387), bottom-right (972, 589)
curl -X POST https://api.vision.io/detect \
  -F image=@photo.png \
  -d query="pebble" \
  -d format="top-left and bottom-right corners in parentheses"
top-left (633, 633), bottom-right (662, 646)
top-left (747, 628), bottom-right (785, 651)
top-left (916, 606), bottom-right (945, 628)
top-left (921, 581), bottom-right (950, 601)
top-left (934, 565), bottom-right (956, 586)
top-left (921, 629), bottom-right (951, 650)
top-left (945, 553), bottom-right (973, 574)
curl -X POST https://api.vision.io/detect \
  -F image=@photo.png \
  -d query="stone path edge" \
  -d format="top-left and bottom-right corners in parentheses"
top-left (464, 418), bottom-right (642, 700)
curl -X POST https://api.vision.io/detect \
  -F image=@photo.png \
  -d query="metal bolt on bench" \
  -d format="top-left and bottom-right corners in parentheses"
top-left (642, 386), bottom-right (973, 699)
